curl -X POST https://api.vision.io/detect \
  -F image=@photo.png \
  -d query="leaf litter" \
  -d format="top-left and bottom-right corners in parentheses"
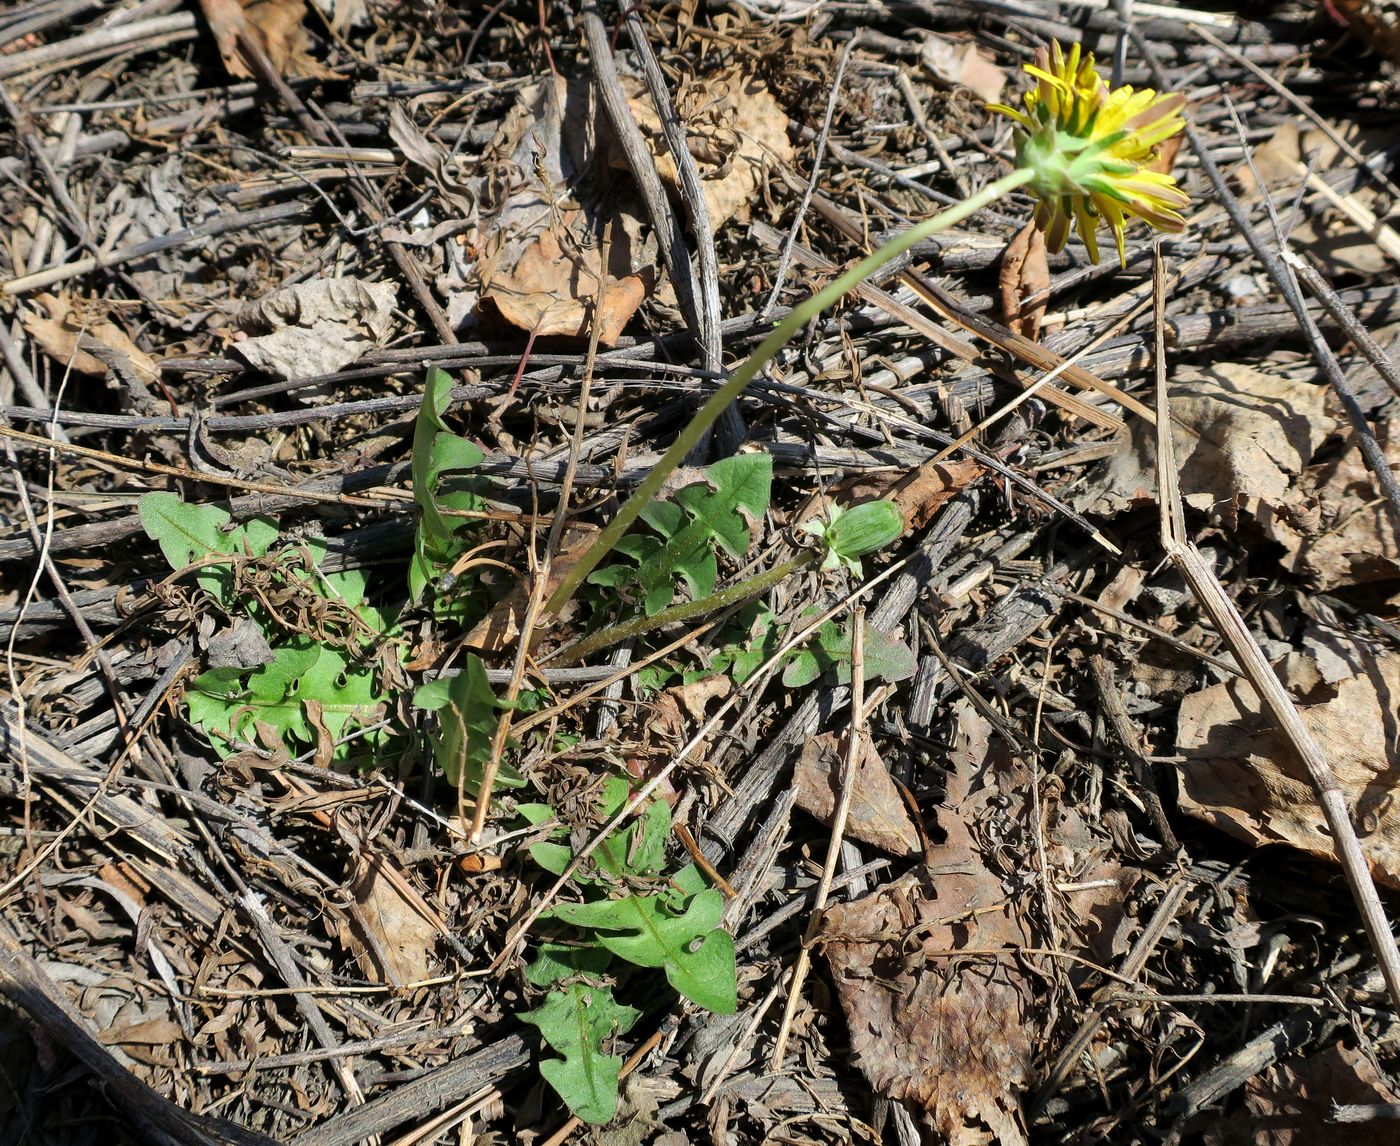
top-left (3, 4), bottom-right (1400, 1145)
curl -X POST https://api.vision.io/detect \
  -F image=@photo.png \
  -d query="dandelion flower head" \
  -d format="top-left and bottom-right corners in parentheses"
top-left (988, 41), bottom-right (1190, 265)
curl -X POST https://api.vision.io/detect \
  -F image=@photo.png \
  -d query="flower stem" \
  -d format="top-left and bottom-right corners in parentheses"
top-left (543, 166), bottom-right (1037, 621)
top-left (552, 553), bottom-right (814, 666)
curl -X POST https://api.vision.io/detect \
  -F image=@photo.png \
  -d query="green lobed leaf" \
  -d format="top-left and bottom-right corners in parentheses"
top-left (185, 642), bottom-right (388, 757)
top-left (413, 655), bottom-right (523, 791)
top-left (589, 454), bottom-right (772, 615)
top-left (591, 778), bottom-right (669, 880)
top-left (410, 368), bottom-right (487, 603)
top-left (139, 493), bottom-right (278, 605)
top-left (525, 942), bottom-right (613, 988)
top-left (545, 889), bottom-right (737, 1014)
top-left (519, 983), bottom-right (640, 1125)
top-left (780, 617), bottom-right (916, 688)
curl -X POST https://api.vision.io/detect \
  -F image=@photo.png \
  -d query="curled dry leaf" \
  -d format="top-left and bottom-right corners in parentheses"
top-left (387, 103), bottom-right (474, 217)
top-left (478, 77), bottom-right (657, 343)
top-left (1260, 423), bottom-right (1400, 590)
top-left (1177, 652), bottom-right (1400, 887)
top-left (1083, 362), bottom-right (1336, 529)
top-left (999, 221), bottom-right (1049, 341)
top-left (793, 731), bottom-right (919, 856)
top-left (200, 0), bottom-right (335, 80)
top-left (623, 67), bottom-right (795, 231)
top-left (1208, 1041), bottom-right (1400, 1146)
top-left (22, 292), bottom-right (158, 388)
top-left (234, 277), bottom-right (398, 382)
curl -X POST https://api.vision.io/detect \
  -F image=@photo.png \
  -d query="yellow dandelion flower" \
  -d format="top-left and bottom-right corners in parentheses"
top-left (988, 41), bottom-right (1190, 265)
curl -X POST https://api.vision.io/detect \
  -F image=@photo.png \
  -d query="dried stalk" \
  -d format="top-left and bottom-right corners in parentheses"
top-left (1149, 245), bottom-right (1400, 1018)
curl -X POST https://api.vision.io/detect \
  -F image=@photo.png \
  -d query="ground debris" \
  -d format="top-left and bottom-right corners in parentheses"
top-left (1, 2), bottom-right (1399, 1143)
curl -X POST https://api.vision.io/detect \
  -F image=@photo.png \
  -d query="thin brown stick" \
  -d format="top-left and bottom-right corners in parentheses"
top-left (1149, 242), bottom-right (1400, 1019)
top-left (769, 607), bottom-right (866, 1068)
top-left (468, 225), bottom-right (614, 841)
top-left (1284, 251), bottom-right (1400, 405)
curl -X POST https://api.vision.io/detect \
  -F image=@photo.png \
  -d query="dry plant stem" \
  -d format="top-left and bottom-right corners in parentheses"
top-left (926, 275), bottom-right (1175, 469)
top-left (769, 608), bottom-right (866, 1070)
top-left (511, 613), bottom-right (731, 738)
top-left (1132, 26), bottom-right (1400, 540)
top-left (0, 424), bottom-right (388, 507)
top-left (1283, 251), bottom-right (1400, 404)
top-left (230, 29), bottom-right (456, 345)
top-left (541, 167), bottom-right (1037, 620)
top-left (387, 1086), bottom-right (503, 1146)
top-left (700, 976), bottom-right (788, 1104)
top-left (580, 2), bottom-right (745, 459)
top-left (2, 200), bottom-right (310, 295)
top-left (1149, 245), bottom-right (1400, 1019)
top-left (0, 12), bottom-right (195, 81)
top-left (905, 271), bottom-right (1158, 425)
top-left (620, 3), bottom-right (740, 456)
top-left (468, 231), bottom-right (613, 840)
top-left (761, 38), bottom-right (855, 318)
top-left (754, 213), bottom-right (1124, 433)
top-left (1089, 654), bottom-right (1178, 849)
top-left (1331, 1103), bottom-right (1400, 1124)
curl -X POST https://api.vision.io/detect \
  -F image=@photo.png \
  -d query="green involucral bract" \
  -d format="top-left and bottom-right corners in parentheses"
top-left (800, 499), bottom-right (904, 575)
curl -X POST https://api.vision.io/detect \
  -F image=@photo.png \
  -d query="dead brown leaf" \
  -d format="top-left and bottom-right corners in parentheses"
top-left (1083, 362), bottom-right (1336, 528)
top-left (646, 677), bottom-right (732, 751)
top-left (625, 67), bottom-right (795, 231)
top-left (98, 1017), bottom-right (184, 1046)
top-left (999, 222), bottom-right (1049, 341)
top-left (918, 33), bottom-right (1006, 102)
top-left (478, 77), bottom-right (658, 343)
top-left (1261, 424), bottom-right (1400, 589)
top-left (343, 854), bottom-right (440, 986)
top-left (201, 0), bottom-right (334, 79)
top-left (1330, 0), bottom-right (1400, 65)
top-left (234, 277), bottom-right (398, 382)
top-left (1177, 652), bottom-right (1400, 887)
top-left (485, 224), bottom-right (652, 344)
top-left (22, 292), bottom-right (158, 387)
top-left (1207, 1041), bottom-right (1400, 1146)
top-left (818, 702), bottom-right (1034, 1145)
top-left (793, 731), bottom-right (919, 856)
